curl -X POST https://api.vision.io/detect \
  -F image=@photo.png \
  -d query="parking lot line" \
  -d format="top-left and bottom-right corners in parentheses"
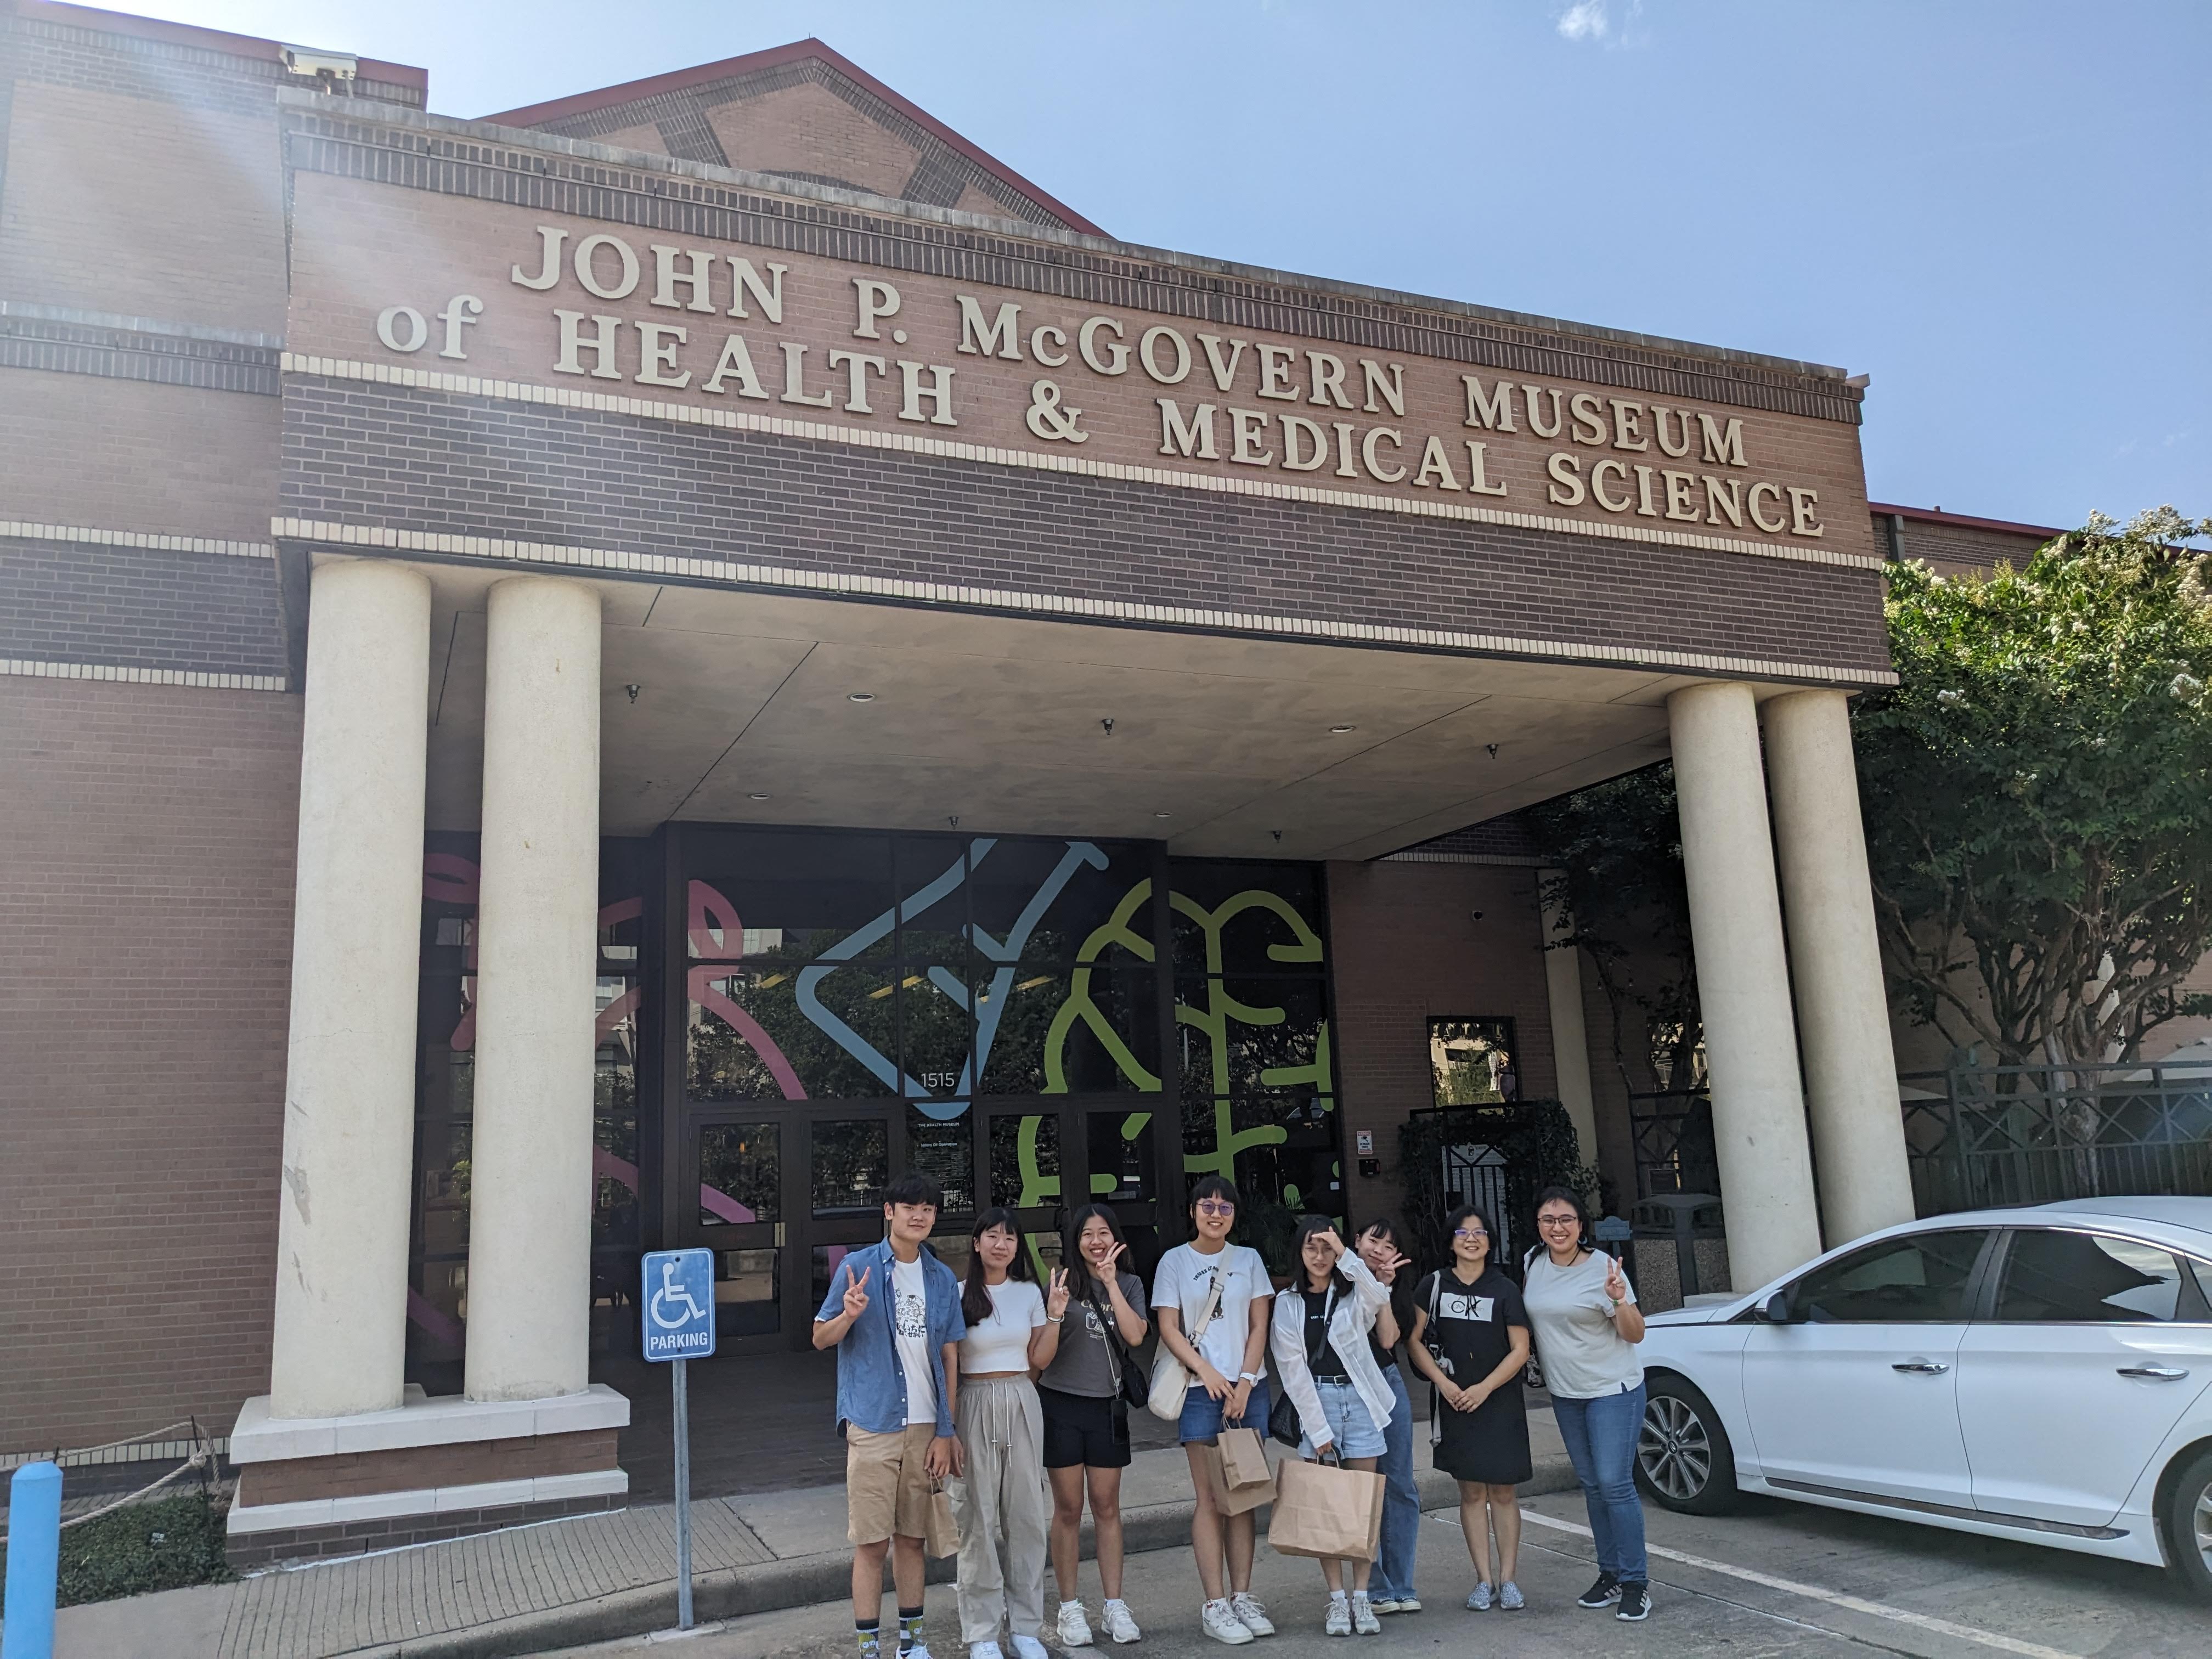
top-left (1515, 1508), bottom-right (2087, 1659)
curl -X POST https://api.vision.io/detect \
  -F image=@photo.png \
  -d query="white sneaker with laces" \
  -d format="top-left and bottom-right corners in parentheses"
top-left (1101, 1601), bottom-right (1142, 1644)
top-left (1323, 1597), bottom-right (1351, 1638)
top-left (969, 1644), bottom-right (1003, 1659)
top-left (1201, 1600), bottom-right (1255, 1645)
top-left (1058, 1602), bottom-right (1093, 1649)
top-left (905, 1644), bottom-right (935, 1659)
top-left (1351, 1596), bottom-right (1380, 1637)
top-left (1228, 1593), bottom-right (1275, 1638)
top-left (1010, 1636), bottom-right (1050, 1659)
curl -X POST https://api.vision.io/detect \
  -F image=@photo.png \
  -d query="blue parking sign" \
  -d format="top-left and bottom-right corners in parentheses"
top-left (641, 1248), bottom-right (717, 1362)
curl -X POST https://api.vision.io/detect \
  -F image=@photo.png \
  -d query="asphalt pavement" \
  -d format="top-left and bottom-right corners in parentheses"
top-left (546, 1488), bottom-right (2210, 1659)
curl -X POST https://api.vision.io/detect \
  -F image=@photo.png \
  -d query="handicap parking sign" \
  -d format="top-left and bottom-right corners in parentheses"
top-left (641, 1248), bottom-right (717, 1361)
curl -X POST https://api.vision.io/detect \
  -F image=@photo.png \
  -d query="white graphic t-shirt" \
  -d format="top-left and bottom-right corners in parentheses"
top-left (1152, 1242), bottom-right (1273, 1380)
top-left (892, 1254), bottom-right (936, 1425)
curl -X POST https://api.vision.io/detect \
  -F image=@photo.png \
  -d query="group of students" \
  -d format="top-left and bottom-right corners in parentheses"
top-left (813, 1171), bottom-right (1654, 1659)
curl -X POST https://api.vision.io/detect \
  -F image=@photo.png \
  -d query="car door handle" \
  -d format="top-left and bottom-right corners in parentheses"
top-left (2117, 1365), bottom-right (2191, 1382)
top-left (1891, 1360), bottom-right (1951, 1375)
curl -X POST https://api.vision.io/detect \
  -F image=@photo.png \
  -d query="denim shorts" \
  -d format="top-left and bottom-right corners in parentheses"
top-left (1178, 1376), bottom-right (1272, 1444)
top-left (1298, 1378), bottom-right (1386, 1460)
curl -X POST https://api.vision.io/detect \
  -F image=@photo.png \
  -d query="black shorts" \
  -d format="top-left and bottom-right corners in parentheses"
top-left (1040, 1385), bottom-right (1132, 1470)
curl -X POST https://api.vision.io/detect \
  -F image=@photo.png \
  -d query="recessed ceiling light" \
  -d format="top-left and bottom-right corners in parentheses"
top-left (1329, 724), bottom-right (1357, 734)
top-left (1154, 811), bottom-right (1172, 819)
top-left (748, 792), bottom-right (770, 801)
top-left (848, 691), bottom-right (876, 703)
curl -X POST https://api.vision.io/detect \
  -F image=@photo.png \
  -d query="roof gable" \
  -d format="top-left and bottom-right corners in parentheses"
top-left (481, 38), bottom-right (1101, 236)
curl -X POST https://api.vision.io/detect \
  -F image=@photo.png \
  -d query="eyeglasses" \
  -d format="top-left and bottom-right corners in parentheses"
top-left (1453, 1228), bottom-right (1488, 1240)
top-left (1195, 1200), bottom-right (1236, 1217)
top-left (1537, 1215), bottom-right (1579, 1229)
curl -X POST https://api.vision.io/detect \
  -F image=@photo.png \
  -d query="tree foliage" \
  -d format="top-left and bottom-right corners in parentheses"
top-left (1858, 507), bottom-right (2212, 1065)
top-left (1524, 763), bottom-right (1705, 1094)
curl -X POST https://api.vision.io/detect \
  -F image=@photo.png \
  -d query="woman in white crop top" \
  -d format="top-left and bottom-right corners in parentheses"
top-left (949, 1207), bottom-right (1066, 1659)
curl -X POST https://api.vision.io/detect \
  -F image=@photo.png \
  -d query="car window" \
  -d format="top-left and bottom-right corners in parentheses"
top-left (1994, 1231), bottom-right (2185, 1323)
top-left (1790, 1229), bottom-right (1988, 1323)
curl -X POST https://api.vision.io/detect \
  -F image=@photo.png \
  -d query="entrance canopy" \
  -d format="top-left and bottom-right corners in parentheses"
top-left (408, 558), bottom-right (1734, 859)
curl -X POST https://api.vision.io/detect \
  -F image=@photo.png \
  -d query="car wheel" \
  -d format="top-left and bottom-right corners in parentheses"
top-left (2163, 1447), bottom-right (2212, 1601)
top-left (1636, 1375), bottom-right (1738, 1515)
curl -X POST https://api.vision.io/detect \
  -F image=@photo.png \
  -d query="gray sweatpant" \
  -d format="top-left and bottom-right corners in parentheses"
top-left (950, 1375), bottom-right (1051, 1644)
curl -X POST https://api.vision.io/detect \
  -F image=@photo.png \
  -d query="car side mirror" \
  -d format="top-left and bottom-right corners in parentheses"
top-left (1760, 1290), bottom-right (1797, 1324)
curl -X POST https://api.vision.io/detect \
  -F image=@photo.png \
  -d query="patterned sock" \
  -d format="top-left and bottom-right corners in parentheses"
top-left (857, 1621), bottom-right (881, 1658)
top-left (898, 1607), bottom-right (926, 1654)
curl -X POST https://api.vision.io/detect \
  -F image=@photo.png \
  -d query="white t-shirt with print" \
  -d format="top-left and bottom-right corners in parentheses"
top-left (891, 1253), bottom-right (936, 1424)
top-left (1152, 1242), bottom-right (1272, 1380)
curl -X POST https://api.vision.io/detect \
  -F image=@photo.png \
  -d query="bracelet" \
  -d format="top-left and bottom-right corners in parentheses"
top-left (1047, 1314), bottom-right (1065, 1324)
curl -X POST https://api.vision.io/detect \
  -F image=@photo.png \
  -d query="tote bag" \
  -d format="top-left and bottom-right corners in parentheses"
top-left (1146, 1269), bottom-right (1226, 1420)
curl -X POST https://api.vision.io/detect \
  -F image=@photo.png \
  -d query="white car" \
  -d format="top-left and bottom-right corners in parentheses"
top-left (1633, 1197), bottom-right (2212, 1599)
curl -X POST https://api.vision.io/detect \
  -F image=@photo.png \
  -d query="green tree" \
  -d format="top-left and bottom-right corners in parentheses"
top-left (1859, 507), bottom-right (2212, 1065)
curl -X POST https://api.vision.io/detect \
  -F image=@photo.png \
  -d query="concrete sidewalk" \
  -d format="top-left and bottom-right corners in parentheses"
top-left (23, 1412), bottom-right (1574, 1659)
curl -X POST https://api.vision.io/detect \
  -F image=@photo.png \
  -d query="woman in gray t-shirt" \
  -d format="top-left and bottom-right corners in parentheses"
top-left (1522, 1187), bottom-right (1651, 1622)
top-left (1038, 1204), bottom-right (1151, 1647)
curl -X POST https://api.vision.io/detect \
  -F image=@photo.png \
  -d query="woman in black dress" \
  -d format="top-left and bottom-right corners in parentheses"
top-left (1407, 1203), bottom-right (1532, 1613)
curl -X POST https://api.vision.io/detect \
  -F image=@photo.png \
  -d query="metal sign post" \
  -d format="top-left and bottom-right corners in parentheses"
top-left (642, 1247), bottom-right (717, 1633)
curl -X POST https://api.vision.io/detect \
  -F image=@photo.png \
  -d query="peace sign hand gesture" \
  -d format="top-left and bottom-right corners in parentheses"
top-left (1087, 1239), bottom-right (1129, 1280)
top-left (842, 1264), bottom-right (873, 1320)
top-left (1603, 1255), bottom-right (1629, 1307)
top-left (1371, 1245), bottom-right (1413, 1279)
top-left (1046, 1268), bottom-right (1072, 1319)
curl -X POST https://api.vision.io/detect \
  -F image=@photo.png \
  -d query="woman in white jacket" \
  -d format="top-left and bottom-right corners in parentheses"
top-left (1269, 1216), bottom-right (1410, 1637)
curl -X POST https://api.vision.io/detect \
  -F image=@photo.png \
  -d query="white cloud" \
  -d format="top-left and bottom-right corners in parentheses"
top-left (1557, 1), bottom-right (1610, 42)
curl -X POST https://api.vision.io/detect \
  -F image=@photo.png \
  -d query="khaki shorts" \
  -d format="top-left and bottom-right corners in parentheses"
top-left (846, 1422), bottom-right (936, 1545)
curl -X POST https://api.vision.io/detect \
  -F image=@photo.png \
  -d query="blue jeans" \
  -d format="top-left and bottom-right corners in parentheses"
top-left (1372, 1365), bottom-right (1420, 1601)
top-left (1551, 1383), bottom-right (1647, 1584)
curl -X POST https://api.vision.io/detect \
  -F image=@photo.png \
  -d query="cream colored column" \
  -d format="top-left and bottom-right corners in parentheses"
top-left (1667, 681), bottom-right (1824, 1288)
top-left (269, 559), bottom-right (432, 1419)
top-left (1764, 689), bottom-right (1916, 1244)
top-left (1539, 878), bottom-right (1601, 1166)
top-left (465, 575), bottom-right (603, 1402)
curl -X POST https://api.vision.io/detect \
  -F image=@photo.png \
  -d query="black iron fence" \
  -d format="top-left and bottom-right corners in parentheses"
top-left (1900, 1062), bottom-right (2212, 1214)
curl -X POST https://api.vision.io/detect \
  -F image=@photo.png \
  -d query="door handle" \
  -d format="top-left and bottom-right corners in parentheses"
top-left (2117, 1365), bottom-right (2191, 1382)
top-left (1892, 1360), bottom-right (1951, 1375)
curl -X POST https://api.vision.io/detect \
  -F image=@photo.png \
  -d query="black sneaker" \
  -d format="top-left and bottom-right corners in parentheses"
top-left (1615, 1582), bottom-right (1650, 1622)
top-left (1576, 1573), bottom-right (1620, 1610)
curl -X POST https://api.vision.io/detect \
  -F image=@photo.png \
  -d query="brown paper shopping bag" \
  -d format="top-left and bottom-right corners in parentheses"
top-left (1267, 1455), bottom-right (1384, 1562)
top-left (1202, 1433), bottom-right (1276, 1517)
top-left (1218, 1426), bottom-right (1273, 1492)
top-left (925, 1480), bottom-right (960, 1558)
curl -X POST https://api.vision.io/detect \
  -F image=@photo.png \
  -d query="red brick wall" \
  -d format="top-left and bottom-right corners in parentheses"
top-left (0, 678), bottom-right (300, 1450)
top-left (1325, 860), bottom-right (1556, 1231)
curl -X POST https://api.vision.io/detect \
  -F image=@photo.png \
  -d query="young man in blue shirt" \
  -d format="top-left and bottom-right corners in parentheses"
top-left (815, 1174), bottom-right (967, 1659)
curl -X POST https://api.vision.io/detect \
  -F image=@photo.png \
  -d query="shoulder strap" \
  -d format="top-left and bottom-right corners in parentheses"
top-left (1189, 1258), bottom-right (1228, 1341)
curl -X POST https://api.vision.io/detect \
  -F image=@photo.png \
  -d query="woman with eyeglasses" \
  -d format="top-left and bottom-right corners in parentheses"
top-left (1150, 1175), bottom-right (1277, 1647)
top-left (1406, 1203), bottom-right (1531, 1616)
top-left (1521, 1186), bottom-right (1650, 1623)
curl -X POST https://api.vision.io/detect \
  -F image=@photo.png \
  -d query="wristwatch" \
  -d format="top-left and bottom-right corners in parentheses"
top-left (1238, 1370), bottom-right (1262, 1384)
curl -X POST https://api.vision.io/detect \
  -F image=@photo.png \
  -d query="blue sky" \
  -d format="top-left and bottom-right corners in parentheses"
top-left (140, 0), bottom-right (2207, 528)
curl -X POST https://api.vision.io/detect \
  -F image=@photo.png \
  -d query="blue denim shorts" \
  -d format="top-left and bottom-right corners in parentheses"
top-left (1298, 1378), bottom-right (1386, 1460)
top-left (1179, 1376), bottom-right (1272, 1444)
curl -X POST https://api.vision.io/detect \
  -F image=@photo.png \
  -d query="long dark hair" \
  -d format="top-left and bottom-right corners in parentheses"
top-left (1063, 1202), bottom-right (1128, 1325)
top-left (1293, 1214), bottom-right (1352, 1295)
top-left (962, 1206), bottom-right (1036, 1327)
top-left (1533, 1184), bottom-right (1595, 1259)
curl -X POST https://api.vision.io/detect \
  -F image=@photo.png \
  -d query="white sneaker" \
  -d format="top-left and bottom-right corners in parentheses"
top-left (1351, 1597), bottom-right (1380, 1637)
top-left (1201, 1600), bottom-right (1255, 1645)
top-left (1101, 1601), bottom-right (1142, 1644)
top-left (1323, 1597), bottom-right (1351, 1638)
top-left (1010, 1637), bottom-right (1050, 1659)
top-left (1367, 1600), bottom-right (1401, 1616)
top-left (906, 1644), bottom-right (935, 1659)
top-left (1058, 1602), bottom-right (1093, 1649)
top-left (1395, 1598), bottom-right (1421, 1614)
top-left (1228, 1593), bottom-right (1275, 1638)
top-left (970, 1645), bottom-right (1003, 1659)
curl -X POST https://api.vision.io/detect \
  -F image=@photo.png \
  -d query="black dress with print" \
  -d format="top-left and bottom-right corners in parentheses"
top-left (1417, 1266), bottom-right (1533, 1484)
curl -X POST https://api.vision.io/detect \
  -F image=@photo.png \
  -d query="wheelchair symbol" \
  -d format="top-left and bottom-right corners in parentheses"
top-left (648, 1257), bottom-right (708, 1330)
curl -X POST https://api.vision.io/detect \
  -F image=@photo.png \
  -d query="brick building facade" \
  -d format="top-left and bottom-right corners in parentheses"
top-left (5, 1), bottom-right (1951, 1560)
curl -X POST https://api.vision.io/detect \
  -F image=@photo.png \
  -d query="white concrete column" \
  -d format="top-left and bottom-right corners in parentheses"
top-left (465, 575), bottom-right (603, 1402)
top-left (1667, 681), bottom-right (1824, 1288)
top-left (1539, 877), bottom-right (1601, 1166)
top-left (1764, 688), bottom-right (1916, 1245)
top-left (269, 559), bottom-right (432, 1419)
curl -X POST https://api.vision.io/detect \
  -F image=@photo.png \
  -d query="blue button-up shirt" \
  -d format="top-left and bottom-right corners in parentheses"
top-left (815, 1239), bottom-right (967, 1437)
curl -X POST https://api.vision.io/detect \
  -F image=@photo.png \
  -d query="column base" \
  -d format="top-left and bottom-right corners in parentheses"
top-left (225, 1383), bottom-right (629, 1567)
